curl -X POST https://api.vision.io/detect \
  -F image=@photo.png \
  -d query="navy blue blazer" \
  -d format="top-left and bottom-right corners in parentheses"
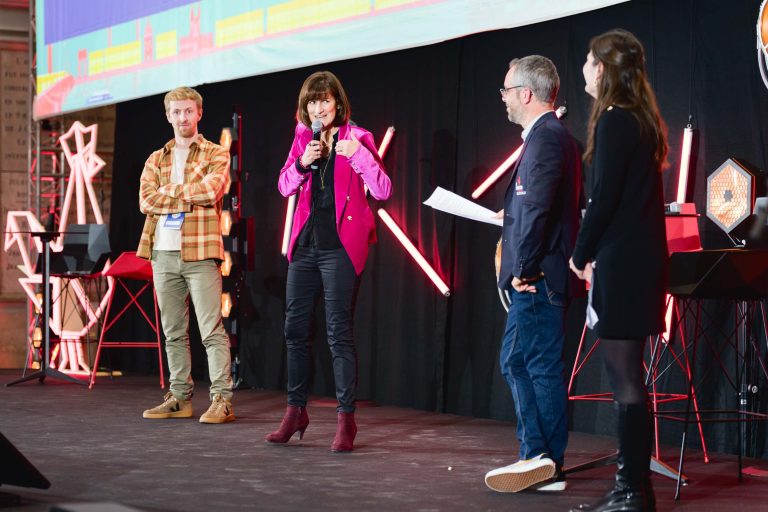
top-left (498, 111), bottom-right (582, 296)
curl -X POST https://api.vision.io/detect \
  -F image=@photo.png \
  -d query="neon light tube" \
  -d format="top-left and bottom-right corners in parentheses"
top-left (471, 146), bottom-right (523, 199)
top-left (377, 126), bottom-right (395, 158)
top-left (377, 208), bottom-right (450, 297)
top-left (676, 126), bottom-right (694, 203)
top-left (281, 194), bottom-right (297, 256)
top-left (472, 107), bottom-right (564, 199)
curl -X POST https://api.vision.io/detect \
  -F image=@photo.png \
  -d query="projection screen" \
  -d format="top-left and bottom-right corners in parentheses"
top-left (35, 0), bottom-right (627, 118)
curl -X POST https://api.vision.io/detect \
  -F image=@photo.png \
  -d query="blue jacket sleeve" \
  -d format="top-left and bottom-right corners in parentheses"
top-left (515, 129), bottom-right (565, 279)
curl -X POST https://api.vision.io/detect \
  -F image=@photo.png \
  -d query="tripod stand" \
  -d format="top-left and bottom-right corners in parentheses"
top-left (7, 231), bottom-right (85, 386)
top-left (665, 249), bottom-right (768, 498)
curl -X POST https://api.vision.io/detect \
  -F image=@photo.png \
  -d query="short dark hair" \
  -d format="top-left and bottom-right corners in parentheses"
top-left (296, 71), bottom-right (351, 128)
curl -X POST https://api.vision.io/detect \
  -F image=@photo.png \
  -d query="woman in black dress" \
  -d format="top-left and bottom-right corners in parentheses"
top-left (569, 29), bottom-right (668, 512)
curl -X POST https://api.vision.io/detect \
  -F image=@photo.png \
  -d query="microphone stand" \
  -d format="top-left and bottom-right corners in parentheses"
top-left (6, 231), bottom-right (85, 386)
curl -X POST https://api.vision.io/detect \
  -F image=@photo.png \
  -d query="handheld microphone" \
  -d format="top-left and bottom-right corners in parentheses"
top-left (310, 120), bottom-right (323, 170)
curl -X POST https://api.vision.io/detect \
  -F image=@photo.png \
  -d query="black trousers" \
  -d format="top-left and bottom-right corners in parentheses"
top-left (284, 246), bottom-right (360, 412)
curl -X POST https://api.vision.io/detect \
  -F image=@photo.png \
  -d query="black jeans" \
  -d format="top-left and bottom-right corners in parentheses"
top-left (284, 247), bottom-right (359, 412)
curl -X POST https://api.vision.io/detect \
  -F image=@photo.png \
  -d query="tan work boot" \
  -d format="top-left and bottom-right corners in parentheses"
top-left (199, 394), bottom-right (235, 424)
top-left (142, 392), bottom-right (192, 419)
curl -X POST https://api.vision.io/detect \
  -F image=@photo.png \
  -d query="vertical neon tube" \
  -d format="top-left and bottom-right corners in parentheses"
top-left (666, 126), bottom-right (694, 341)
top-left (377, 208), bottom-right (450, 297)
top-left (281, 194), bottom-right (296, 256)
top-left (676, 126), bottom-right (694, 203)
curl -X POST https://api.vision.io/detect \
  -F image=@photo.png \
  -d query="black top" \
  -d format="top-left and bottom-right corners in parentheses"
top-left (572, 106), bottom-right (668, 338)
top-left (297, 132), bottom-right (342, 250)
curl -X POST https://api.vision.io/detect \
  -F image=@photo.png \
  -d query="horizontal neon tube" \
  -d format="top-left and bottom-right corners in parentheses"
top-left (377, 208), bottom-right (450, 297)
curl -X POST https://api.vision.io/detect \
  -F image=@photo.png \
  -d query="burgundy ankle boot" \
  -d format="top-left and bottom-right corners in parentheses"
top-left (265, 405), bottom-right (309, 443)
top-left (331, 411), bottom-right (357, 452)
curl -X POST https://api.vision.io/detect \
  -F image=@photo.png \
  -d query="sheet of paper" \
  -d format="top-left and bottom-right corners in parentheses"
top-left (424, 187), bottom-right (503, 226)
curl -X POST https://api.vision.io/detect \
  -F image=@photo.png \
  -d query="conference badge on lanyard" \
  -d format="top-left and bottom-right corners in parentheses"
top-left (163, 212), bottom-right (185, 230)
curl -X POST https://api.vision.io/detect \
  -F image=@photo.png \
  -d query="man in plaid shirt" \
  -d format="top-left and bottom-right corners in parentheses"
top-left (138, 86), bottom-right (235, 424)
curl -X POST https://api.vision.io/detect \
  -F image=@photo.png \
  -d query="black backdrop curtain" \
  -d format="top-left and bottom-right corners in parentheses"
top-left (110, 0), bottom-right (768, 457)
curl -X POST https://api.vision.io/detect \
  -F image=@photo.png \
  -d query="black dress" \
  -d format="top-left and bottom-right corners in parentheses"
top-left (571, 106), bottom-right (668, 338)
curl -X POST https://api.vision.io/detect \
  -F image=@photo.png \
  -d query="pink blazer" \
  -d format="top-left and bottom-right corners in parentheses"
top-left (278, 122), bottom-right (392, 275)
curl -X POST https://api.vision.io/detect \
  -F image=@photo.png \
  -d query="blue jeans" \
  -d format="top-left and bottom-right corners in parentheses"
top-left (500, 279), bottom-right (568, 466)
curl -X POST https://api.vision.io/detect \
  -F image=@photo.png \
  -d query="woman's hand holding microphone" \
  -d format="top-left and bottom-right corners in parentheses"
top-left (300, 140), bottom-right (322, 168)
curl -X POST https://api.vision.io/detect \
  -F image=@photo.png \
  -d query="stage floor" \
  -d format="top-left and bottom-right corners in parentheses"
top-left (0, 371), bottom-right (766, 511)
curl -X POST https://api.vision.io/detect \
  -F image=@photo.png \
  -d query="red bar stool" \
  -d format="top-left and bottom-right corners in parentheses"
top-left (89, 252), bottom-right (164, 388)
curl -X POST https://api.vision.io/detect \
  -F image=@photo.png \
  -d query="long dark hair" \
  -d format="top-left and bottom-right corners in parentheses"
top-left (584, 29), bottom-right (668, 168)
top-left (296, 71), bottom-right (351, 128)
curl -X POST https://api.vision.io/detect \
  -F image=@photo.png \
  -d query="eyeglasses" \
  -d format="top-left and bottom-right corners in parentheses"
top-left (500, 85), bottom-right (525, 96)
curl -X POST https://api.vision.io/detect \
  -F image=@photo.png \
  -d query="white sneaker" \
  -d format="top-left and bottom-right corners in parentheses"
top-left (484, 454), bottom-right (557, 493)
top-left (530, 474), bottom-right (567, 491)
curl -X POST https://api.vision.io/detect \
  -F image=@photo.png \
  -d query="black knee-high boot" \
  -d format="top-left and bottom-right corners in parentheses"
top-left (571, 402), bottom-right (656, 512)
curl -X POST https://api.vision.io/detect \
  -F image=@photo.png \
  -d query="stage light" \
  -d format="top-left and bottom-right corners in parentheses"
top-left (220, 210), bottom-right (233, 236)
top-left (377, 208), bottom-right (450, 297)
top-left (221, 251), bottom-right (232, 277)
top-left (219, 127), bottom-right (232, 151)
top-left (221, 292), bottom-right (232, 318)
top-left (35, 292), bottom-right (42, 314)
top-left (281, 195), bottom-right (296, 256)
top-left (377, 126), bottom-right (396, 158)
top-left (472, 106), bottom-right (565, 199)
top-left (676, 126), bottom-right (694, 203)
top-left (706, 158), bottom-right (756, 237)
top-left (757, 0), bottom-right (768, 90)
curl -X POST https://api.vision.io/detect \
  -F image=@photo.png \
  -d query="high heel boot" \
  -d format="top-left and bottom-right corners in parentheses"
top-left (570, 402), bottom-right (655, 511)
top-left (265, 405), bottom-right (309, 443)
top-left (331, 411), bottom-right (357, 452)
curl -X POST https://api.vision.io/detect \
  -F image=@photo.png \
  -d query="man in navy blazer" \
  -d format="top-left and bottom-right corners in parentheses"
top-left (484, 55), bottom-right (582, 494)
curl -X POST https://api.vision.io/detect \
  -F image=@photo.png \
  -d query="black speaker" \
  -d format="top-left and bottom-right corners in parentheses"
top-left (0, 431), bottom-right (50, 506)
top-left (0, 431), bottom-right (50, 489)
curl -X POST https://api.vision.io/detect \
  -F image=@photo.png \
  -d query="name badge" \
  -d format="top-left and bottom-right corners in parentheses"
top-left (163, 212), bottom-right (185, 230)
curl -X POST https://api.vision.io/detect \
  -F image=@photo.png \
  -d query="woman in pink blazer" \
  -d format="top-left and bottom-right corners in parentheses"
top-left (266, 71), bottom-right (391, 452)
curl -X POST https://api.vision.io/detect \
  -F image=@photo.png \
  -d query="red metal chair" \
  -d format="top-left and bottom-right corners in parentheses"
top-left (89, 252), bottom-right (164, 388)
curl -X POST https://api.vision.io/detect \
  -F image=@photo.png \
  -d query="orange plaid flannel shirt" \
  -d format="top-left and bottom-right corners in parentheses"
top-left (137, 134), bottom-right (230, 262)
